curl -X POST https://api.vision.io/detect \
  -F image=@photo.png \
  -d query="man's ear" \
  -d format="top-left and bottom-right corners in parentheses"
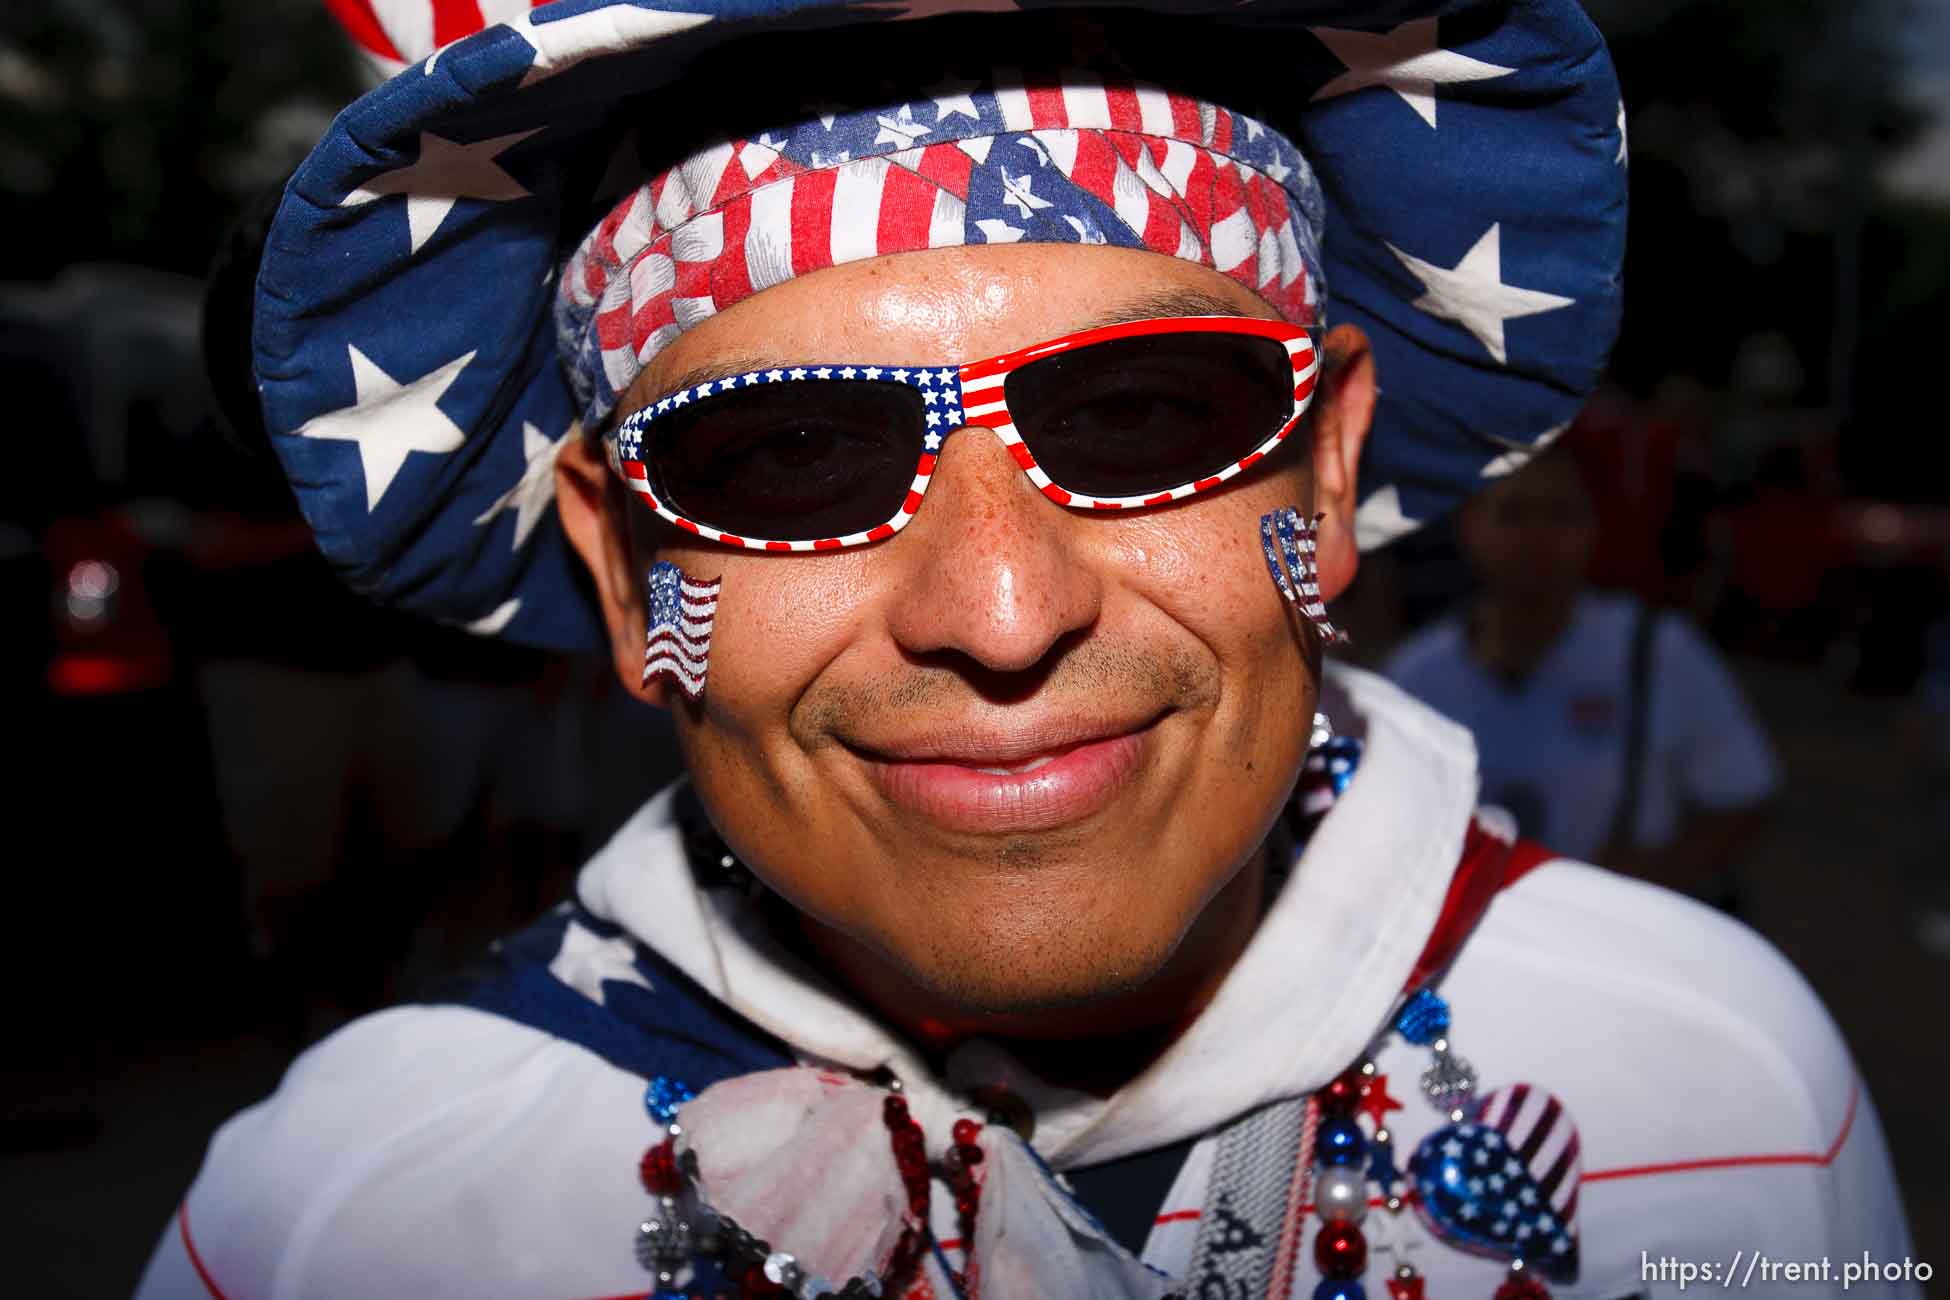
top-left (554, 432), bottom-right (670, 708)
top-left (1308, 322), bottom-right (1376, 603)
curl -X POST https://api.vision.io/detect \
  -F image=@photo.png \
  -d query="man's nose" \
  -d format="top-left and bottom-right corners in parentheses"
top-left (882, 424), bottom-right (1105, 675)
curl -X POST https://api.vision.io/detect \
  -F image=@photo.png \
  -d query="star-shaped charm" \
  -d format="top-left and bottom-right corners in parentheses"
top-left (1388, 223), bottom-right (1575, 365)
top-left (340, 129), bottom-right (542, 255)
top-left (297, 345), bottom-right (474, 511)
top-left (474, 420), bottom-right (570, 551)
top-left (1359, 1073), bottom-right (1406, 1127)
top-left (547, 918), bottom-right (654, 1006)
top-left (1310, 19), bottom-right (1515, 129)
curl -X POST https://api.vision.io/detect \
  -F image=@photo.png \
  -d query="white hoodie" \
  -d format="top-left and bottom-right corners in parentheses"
top-left (138, 666), bottom-right (1917, 1300)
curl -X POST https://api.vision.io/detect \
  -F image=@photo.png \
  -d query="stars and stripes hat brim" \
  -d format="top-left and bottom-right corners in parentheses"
top-left (260, 0), bottom-right (1626, 649)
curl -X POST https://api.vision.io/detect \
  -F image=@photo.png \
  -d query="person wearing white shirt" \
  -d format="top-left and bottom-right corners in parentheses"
top-left (1387, 451), bottom-right (1781, 902)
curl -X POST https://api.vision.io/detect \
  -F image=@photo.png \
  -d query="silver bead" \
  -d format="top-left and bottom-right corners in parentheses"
top-left (1314, 1164), bottom-right (1369, 1223)
top-left (1310, 712), bottom-right (1334, 748)
top-left (764, 1252), bottom-right (800, 1286)
top-left (1385, 1195), bottom-right (1404, 1213)
top-left (1421, 1048), bottom-right (1477, 1110)
top-left (1396, 1264), bottom-right (1416, 1280)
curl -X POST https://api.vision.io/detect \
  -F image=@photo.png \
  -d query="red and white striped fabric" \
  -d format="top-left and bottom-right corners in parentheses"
top-left (322, 0), bottom-right (549, 75)
top-left (557, 74), bottom-right (1325, 424)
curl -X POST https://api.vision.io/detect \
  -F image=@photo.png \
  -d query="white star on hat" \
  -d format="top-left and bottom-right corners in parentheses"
top-left (1355, 483), bottom-right (1420, 550)
top-left (465, 598), bottom-right (521, 636)
top-left (340, 129), bottom-right (542, 255)
top-left (1388, 224), bottom-right (1575, 366)
top-left (1310, 19), bottom-right (1515, 129)
top-left (1480, 422), bottom-right (1569, 478)
top-left (504, 5), bottom-right (711, 86)
top-left (474, 420), bottom-right (571, 550)
top-left (298, 345), bottom-right (475, 511)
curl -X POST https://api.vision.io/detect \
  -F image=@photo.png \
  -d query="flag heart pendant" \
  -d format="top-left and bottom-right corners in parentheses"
top-left (1406, 1085), bottom-right (1582, 1283)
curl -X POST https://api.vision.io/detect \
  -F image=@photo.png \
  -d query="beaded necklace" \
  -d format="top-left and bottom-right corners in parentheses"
top-left (627, 726), bottom-right (1577, 1300)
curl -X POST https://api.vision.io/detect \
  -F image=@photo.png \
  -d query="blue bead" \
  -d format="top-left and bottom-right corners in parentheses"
top-left (644, 1075), bottom-right (696, 1125)
top-left (1317, 1113), bottom-right (1368, 1165)
top-left (1312, 1280), bottom-right (1366, 1300)
top-left (1394, 988), bottom-right (1451, 1046)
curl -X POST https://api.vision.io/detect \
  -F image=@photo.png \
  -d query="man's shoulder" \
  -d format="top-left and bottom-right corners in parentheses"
top-left (1459, 860), bottom-right (1854, 1155)
top-left (175, 1004), bottom-right (651, 1299)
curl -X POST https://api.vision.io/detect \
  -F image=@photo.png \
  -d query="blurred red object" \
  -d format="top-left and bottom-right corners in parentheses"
top-left (43, 515), bottom-right (171, 696)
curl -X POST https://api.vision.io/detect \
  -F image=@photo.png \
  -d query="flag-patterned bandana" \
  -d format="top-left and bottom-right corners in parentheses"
top-left (557, 78), bottom-right (1325, 430)
top-left (264, 0), bottom-right (1627, 649)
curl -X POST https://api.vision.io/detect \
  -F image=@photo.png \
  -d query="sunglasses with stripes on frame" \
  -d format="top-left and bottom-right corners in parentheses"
top-left (610, 315), bottom-right (1320, 553)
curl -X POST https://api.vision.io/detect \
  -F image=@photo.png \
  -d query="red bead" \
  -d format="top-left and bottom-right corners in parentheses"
top-left (952, 1119), bottom-right (981, 1146)
top-left (882, 1095), bottom-right (909, 1127)
top-left (741, 1263), bottom-right (786, 1294)
top-left (1312, 1221), bottom-right (1367, 1279)
top-left (909, 1190), bottom-right (930, 1216)
top-left (638, 1138), bottom-right (681, 1195)
top-left (1387, 1275), bottom-right (1427, 1300)
top-left (1320, 1070), bottom-right (1364, 1114)
top-left (955, 1195), bottom-right (978, 1218)
top-left (1493, 1273), bottom-right (1553, 1300)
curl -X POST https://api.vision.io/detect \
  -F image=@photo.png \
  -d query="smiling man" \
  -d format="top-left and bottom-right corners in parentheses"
top-left (139, 3), bottom-right (1916, 1299)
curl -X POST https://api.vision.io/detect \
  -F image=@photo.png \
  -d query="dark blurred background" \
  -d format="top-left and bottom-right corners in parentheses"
top-left (1, 0), bottom-right (1945, 1293)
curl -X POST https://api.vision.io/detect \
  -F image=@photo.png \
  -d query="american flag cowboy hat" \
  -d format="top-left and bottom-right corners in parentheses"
top-left (260, 0), bottom-right (1627, 648)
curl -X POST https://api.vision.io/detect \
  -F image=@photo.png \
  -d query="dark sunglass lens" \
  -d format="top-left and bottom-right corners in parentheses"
top-left (1004, 331), bottom-right (1295, 499)
top-left (646, 381), bottom-right (923, 541)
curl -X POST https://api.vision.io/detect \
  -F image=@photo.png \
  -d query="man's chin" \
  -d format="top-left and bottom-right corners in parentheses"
top-left (872, 913), bottom-right (1190, 1036)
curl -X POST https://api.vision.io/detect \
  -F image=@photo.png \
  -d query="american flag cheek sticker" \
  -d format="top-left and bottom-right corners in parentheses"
top-left (644, 560), bottom-right (721, 700)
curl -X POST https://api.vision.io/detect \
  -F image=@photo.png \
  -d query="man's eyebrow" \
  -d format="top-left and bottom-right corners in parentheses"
top-left (636, 355), bottom-right (782, 409)
top-left (1080, 290), bottom-right (1254, 329)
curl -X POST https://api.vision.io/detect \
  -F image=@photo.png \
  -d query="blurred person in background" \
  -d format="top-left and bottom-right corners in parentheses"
top-left (1386, 441), bottom-right (1781, 909)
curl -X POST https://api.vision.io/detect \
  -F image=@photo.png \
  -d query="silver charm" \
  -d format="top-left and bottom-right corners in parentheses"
top-left (1419, 1037), bottom-right (1478, 1119)
top-left (1310, 711), bottom-right (1334, 749)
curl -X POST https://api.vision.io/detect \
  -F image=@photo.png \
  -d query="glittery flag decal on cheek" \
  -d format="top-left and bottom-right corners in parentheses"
top-left (644, 561), bottom-right (721, 700)
top-left (1260, 507), bottom-right (1347, 645)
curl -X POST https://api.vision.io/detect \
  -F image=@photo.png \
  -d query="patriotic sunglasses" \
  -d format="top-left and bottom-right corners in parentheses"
top-left (612, 316), bottom-right (1319, 552)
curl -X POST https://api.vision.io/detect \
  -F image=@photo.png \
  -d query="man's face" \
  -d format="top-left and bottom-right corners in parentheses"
top-left (583, 244), bottom-right (1354, 1032)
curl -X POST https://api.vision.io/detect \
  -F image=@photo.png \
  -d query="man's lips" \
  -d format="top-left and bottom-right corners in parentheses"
top-left (850, 716), bottom-right (1162, 834)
